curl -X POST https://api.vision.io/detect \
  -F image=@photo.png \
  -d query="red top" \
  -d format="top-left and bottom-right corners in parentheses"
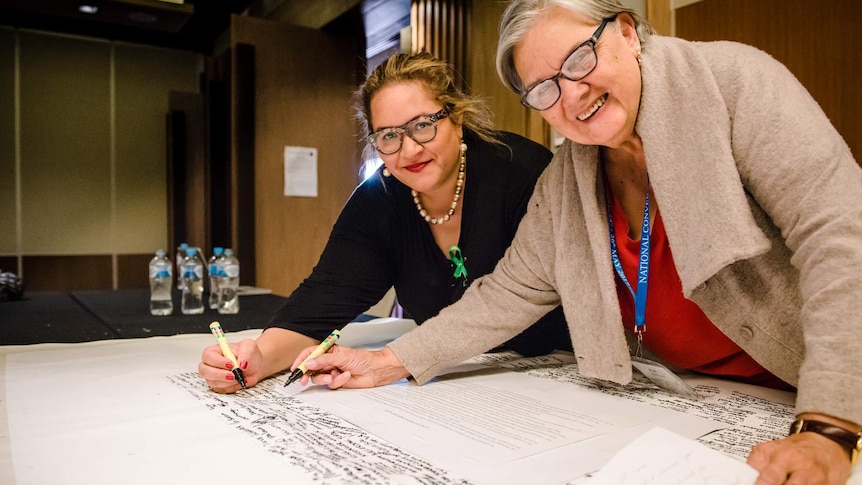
top-left (609, 192), bottom-right (793, 391)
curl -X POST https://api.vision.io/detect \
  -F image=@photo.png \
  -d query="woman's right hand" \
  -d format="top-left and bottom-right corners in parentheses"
top-left (293, 345), bottom-right (410, 389)
top-left (198, 338), bottom-right (263, 393)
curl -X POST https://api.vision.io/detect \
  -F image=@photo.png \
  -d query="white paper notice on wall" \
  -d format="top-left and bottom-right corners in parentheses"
top-left (284, 146), bottom-right (318, 197)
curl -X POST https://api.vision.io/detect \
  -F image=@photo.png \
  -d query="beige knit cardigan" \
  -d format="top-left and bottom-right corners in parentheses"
top-left (388, 36), bottom-right (862, 423)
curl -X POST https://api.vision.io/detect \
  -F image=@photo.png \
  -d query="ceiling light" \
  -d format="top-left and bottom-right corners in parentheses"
top-left (79, 5), bottom-right (99, 14)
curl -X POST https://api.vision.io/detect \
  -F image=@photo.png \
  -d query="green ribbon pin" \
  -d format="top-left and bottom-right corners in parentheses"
top-left (449, 246), bottom-right (467, 279)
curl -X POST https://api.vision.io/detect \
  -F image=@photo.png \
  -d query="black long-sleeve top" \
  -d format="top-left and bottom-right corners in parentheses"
top-left (268, 130), bottom-right (571, 356)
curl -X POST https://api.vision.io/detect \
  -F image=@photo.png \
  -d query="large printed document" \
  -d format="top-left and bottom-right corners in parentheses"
top-left (289, 357), bottom-right (719, 484)
top-left (495, 352), bottom-right (798, 461)
top-left (3, 320), bottom-right (860, 485)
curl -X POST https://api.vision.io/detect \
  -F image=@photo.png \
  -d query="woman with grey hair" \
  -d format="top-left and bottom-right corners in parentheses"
top-left (293, 2), bottom-right (862, 483)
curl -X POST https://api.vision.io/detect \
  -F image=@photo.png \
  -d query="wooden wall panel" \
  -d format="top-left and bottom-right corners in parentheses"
top-left (166, 106), bottom-right (186, 253)
top-left (0, 256), bottom-right (16, 276)
top-left (232, 43), bottom-right (256, 285)
top-left (676, 0), bottom-right (861, 164)
top-left (19, 33), bottom-right (111, 255)
top-left (208, 78), bottom-right (232, 253)
top-left (22, 255), bottom-right (112, 291)
top-left (646, 0), bottom-right (672, 36)
top-left (229, 16), bottom-right (363, 297)
top-left (0, 29), bottom-right (15, 257)
top-left (467, 0), bottom-right (546, 145)
top-left (117, 253), bottom-right (152, 289)
top-left (411, 0), bottom-right (469, 91)
top-left (167, 91), bottom-right (206, 259)
top-left (5, 30), bottom-right (202, 290)
top-left (114, 44), bottom-right (201, 255)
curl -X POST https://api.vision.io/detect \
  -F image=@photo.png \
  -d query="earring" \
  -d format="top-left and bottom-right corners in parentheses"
top-left (636, 47), bottom-right (642, 65)
top-left (382, 167), bottom-right (391, 177)
top-left (460, 140), bottom-right (467, 157)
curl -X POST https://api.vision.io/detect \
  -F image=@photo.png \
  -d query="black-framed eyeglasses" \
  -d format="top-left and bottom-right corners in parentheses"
top-left (520, 15), bottom-right (617, 111)
top-left (368, 107), bottom-right (449, 155)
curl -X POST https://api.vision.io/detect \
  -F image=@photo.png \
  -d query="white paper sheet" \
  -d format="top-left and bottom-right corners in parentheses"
top-left (4, 329), bottom-right (861, 485)
top-left (283, 145), bottom-right (318, 197)
top-left (3, 333), bottom-right (306, 485)
top-left (586, 427), bottom-right (758, 485)
top-left (3, 330), bottom-right (475, 485)
top-left (335, 317), bottom-right (417, 349)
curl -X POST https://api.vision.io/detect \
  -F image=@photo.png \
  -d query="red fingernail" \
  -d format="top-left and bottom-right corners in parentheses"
top-left (225, 362), bottom-right (233, 370)
top-left (226, 374), bottom-right (234, 381)
top-left (241, 360), bottom-right (248, 370)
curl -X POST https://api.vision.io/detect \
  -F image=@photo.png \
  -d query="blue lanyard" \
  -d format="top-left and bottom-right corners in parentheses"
top-left (605, 181), bottom-right (651, 337)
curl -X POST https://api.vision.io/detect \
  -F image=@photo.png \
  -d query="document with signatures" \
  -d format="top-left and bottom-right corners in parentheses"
top-left (6, 320), bottom-right (859, 485)
top-left (288, 352), bottom-right (722, 484)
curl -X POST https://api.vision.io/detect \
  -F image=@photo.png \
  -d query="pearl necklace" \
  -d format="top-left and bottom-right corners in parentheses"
top-left (411, 143), bottom-right (466, 225)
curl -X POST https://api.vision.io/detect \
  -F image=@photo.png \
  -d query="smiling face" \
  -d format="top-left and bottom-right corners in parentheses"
top-left (514, 8), bottom-right (642, 150)
top-left (370, 80), bottom-right (464, 198)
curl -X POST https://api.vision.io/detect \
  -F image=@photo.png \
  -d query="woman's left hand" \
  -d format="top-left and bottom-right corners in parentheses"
top-left (747, 432), bottom-right (851, 484)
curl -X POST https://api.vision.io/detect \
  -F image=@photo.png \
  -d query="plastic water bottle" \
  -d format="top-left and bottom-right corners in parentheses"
top-left (175, 242), bottom-right (188, 290)
top-left (218, 248), bottom-right (240, 314)
top-left (208, 247), bottom-right (224, 309)
top-left (148, 249), bottom-right (173, 316)
top-left (181, 247), bottom-right (205, 315)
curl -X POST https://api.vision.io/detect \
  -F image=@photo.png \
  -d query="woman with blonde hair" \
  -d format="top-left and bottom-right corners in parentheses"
top-left (198, 52), bottom-right (571, 394)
